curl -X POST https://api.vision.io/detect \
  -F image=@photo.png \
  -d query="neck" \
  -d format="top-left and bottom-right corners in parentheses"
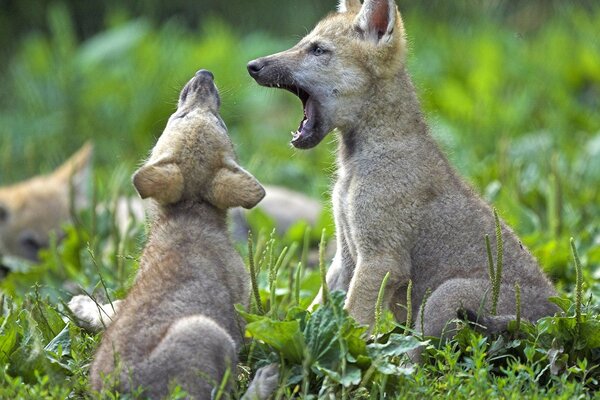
top-left (146, 199), bottom-right (228, 248)
top-left (337, 68), bottom-right (429, 159)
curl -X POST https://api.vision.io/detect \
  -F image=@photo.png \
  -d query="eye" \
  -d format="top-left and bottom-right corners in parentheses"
top-left (311, 44), bottom-right (328, 56)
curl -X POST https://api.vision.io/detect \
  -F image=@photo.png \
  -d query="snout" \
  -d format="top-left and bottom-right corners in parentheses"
top-left (247, 57), bottom-right (284, 86)
top-left (247, 59), bottom-right (266, 79)
top-left (247, 53), bottom-right (298, 88)
top-left (195, 69), bottom-right (214, 80)
top-left (179, 69), bottom-right (220, 108)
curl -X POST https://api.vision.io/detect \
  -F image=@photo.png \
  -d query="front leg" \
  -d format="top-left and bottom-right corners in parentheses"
top-left (309, 230), bottom-right (355, 309)
top-left (344, 250), bottom-right (411, 328)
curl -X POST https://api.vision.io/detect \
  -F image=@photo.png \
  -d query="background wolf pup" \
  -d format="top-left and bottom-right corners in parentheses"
top-left (0, 142), bottom-right (321, 268)
top-left (0, 143), bottom-right (91, 262)
top-left (248, 0), bottom-right (559, 357)
top-left (88, 70), bottom-right (265, 398)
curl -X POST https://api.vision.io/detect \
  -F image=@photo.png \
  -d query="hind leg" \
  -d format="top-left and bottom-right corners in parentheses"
top-left (136, 315), bottom-right (237, 399)
top-left (415, 278), bottom-right (492, 341)
top-left (409, 278), bottom-right (558, 362)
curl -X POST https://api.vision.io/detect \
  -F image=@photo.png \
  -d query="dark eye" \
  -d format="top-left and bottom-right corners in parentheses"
top-left (311, 45), bottom-right (327, 56)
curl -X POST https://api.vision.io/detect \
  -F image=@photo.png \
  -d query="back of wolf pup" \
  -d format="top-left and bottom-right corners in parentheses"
top-left (90, 70), bottom-right (265, 399)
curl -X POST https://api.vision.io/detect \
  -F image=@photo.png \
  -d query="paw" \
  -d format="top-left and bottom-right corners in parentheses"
top-left (242, 364), bottom-right (279, 400)
top-left (68, 295), bottom-right (101, 332)
top-left (68, 295), bottom-right (119, 333)
top-left (68, 295), bottom-right (95, 319)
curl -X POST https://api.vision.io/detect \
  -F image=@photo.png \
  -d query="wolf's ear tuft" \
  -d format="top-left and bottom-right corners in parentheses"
top-left (132, 162), bottom-right (184, 205)
top-left (355, 0), bottom-right (397, 44)
top-left (338, 0), bottom-right (361, 13)
top-left (52, 141), bottom-right (93, 211)
top-left (209, 158), bottom-right (265, 210)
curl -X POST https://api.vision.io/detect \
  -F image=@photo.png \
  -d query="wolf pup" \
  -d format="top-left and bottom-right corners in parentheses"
top-left (87, 70), bottom-right (265, 398)
top-left (0, 143), bottom-right (91, 261)
top-left (248, 0), bottom-right (558, 354)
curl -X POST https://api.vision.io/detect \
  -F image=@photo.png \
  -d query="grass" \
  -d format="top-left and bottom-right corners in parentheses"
top-left (0, 3), bottom-right (599, 399)
top-left (1, 214), bottom-right (598, 399)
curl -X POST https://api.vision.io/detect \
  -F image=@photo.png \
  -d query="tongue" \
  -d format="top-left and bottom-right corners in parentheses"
top-left (294, 98), bottom-right (315, 142)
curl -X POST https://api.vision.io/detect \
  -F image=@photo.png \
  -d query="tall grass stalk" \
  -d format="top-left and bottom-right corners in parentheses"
top-left (269, 246), bottom-right (288, 317)
top-left (488, 208), bottom-right (504, 315)
top-left (213, 366), bottom-right (231, 400)
top-left (318, 229), bottom-right (329, 304)
top-left (87, 244), bottom-right (115, 312)
top-left (247, 232), bottom-right (264, 315)
top-left (570, 237), bottom-right (583, 330)
top-left (404, 279), bottom-right (413, 335)
top-left (374, 272), bottom-right (391, 339)
top-left (294, 262), bottom-right (303, 306)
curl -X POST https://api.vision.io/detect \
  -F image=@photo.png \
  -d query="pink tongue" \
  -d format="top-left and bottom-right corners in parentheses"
top-left (301, 98), bottom-right (315, 132)
top-left (293, 98), bottom-right (315, 142)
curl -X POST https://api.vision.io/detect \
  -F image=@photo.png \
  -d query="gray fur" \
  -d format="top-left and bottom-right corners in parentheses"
top-left (87, 70), bottom-right (265, 399)
top-left (248, 0), bottom-right (559, 361)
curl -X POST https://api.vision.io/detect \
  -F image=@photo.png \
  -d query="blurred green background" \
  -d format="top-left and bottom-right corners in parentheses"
top-left (0, 0), bottom-right (598, 285)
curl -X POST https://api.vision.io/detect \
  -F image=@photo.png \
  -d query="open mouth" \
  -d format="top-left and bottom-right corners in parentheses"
top-left (266, 83), bottom-right (325, 149)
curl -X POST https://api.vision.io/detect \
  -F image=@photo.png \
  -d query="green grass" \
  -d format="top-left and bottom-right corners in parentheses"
top-left (0, 213), bottom-right (598, 399)
top-left (0, 3), bottom-right (599, 399)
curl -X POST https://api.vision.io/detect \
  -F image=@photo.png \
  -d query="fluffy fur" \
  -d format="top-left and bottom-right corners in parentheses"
top-left (83, 70), bottom-right (265, 398)
top-left (0, 143), bottom-right (91, 261)
top-left (248, 0), bottom-right (559, 360)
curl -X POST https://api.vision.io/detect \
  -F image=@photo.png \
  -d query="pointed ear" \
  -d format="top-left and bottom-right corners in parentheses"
top-left (338, 0), bottom-right (361, 13)
top-left (210, 158), bottom-right (265, 209)
top-left (355, 0), bottom-right (397, 44)
top-left (132, 162), bottom-right (184, 205)
top-left (52, 141), bottom-right (93, 210)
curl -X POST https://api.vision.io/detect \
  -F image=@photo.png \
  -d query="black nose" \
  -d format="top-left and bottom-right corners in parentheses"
top-left (247, 59), bottom-right (265, 77)
top-left (195, 69), bottom-right (214, 80)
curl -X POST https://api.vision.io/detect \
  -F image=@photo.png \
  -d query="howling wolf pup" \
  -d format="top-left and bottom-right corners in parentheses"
top-left (248, 0), bottom-right (558, 357)
top-left (84, 70), bottom-right (265, 398)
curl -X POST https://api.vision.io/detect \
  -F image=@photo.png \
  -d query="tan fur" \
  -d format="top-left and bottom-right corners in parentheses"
top-left (248, 0), bottom-right (559, 359)
top-left (0, 143), bottom-right (91, 261)
top-left (87, 70), bottom-right (266, 399)
top-left (0, 154), bottom-right (316, 264)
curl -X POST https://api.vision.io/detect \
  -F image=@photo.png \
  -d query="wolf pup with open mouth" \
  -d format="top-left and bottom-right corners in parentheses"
top-left (248, 0), bottom-right (558, 360)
